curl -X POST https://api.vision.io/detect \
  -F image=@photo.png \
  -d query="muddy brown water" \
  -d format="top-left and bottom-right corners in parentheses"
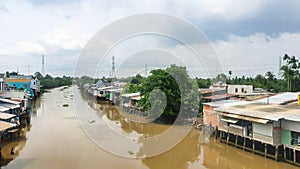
top-left (2, 87), bottom-right (298, 169)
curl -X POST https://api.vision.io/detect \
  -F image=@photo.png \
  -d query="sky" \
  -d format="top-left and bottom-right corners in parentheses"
top-left (0, 0), bottom-right (300, 78)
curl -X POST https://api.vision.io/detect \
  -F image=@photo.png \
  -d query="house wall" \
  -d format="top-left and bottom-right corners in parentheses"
top-left (30, 79), bottom-right (40, 91)
top-left (273, 121), bottom-right (281, 145)
top-left (253, 122), bottom-right (273, 137)
top-left (5, 79), bottom-right (31, 91)
top-left (281, 130), bottom-right (291, 145)
top-left (203, 105), bottom-right (219, 127)
top-left (282, 120), bottom-right (300, 132)
top-left (227, 85), bottom-right (253, 94)
top-left (253, 122), bottom-right (274, 144)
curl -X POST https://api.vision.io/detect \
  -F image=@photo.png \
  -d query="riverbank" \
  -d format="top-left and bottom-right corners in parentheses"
top-left (2, 86), bottom-right (298, 169)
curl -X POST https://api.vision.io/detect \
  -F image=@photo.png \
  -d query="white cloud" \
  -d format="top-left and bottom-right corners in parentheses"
top-left (0, 0), bottom-right (299, 77)
top-left (16, 41), bottom-right (46, 54)
top-left (214, 33), bottom-right (300, 77)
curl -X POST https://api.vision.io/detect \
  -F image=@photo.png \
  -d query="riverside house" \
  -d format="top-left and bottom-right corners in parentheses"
top-left (211, 92), bottom-right (300, 165)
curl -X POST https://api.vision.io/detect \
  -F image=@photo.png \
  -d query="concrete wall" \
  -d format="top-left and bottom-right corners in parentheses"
top-left (227, 85), bottom-right (253, 94)
top-left (203, 105), bottom-right (219, 127)
top-left (282, 120), bottom-right (300, 132)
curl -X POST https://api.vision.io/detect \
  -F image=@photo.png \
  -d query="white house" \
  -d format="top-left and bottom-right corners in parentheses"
top-left (227, 85), bottom-right (253, 94)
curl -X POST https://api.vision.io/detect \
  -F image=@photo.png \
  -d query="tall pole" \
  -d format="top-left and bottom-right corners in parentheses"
top-left (112, 56), bottom-right (115, 79)
top-left (42, 55), bottom-right (45, 76)
top-left (145, 64), bottom-right (148, 77)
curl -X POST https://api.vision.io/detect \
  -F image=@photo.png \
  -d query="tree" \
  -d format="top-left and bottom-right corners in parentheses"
top-left (265, 71), bottom-right (275, 81)
top-left (34, 72), bottom-right (43, 79)
top-left (281, 54), bottom-right (300, 91)
top-left (211, 73), bottom-right (228, 84)
top-left (228, 70), bottom-right (232, 79)
top-left (138, 64), bottom-right (198, 121)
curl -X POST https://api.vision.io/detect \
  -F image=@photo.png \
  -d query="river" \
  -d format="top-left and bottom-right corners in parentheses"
top-left (1, 86), bottom-right (298, 169)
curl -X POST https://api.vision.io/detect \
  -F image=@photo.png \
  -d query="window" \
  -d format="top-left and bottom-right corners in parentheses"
top-left (291, 131), bottom-right (300, 145)
top-left (235, 88), bottom-right (238, 93)
top-left (241, 88), bottom-right (244, 93)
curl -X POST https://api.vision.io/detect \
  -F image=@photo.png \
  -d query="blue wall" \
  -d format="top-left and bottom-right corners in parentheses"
top-left (6, 82), bottom-right (31, 91)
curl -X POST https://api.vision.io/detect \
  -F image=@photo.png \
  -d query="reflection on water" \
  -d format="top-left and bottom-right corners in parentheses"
top-left (0, 96), bottom-right (41, 167)
top-left (82, 89), bottom-right (298, 169)
top-left (2, 87), bottom-right (298, 169)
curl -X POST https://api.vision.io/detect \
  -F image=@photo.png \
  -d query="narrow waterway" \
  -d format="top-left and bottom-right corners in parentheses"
top-left (2, 86), bottom-right (298, 169)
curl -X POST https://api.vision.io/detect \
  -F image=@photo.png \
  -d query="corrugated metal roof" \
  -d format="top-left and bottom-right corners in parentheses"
top-left (0, 98), bottom-right (20, 105)
top-left (203, 100), bottom-right (249, 107)
top-left (220, 113), bottom-right (270, 124)
top-left (215, 107), bottom-right (284, 121)
top-left (5, 78), bottom-right (30, 83)
top-left (0, 121), bottom-right (16, 132)
top-left (255, 92), bottom-right (298, 105)
top-left (121, 92), bottom-right (140, 97)
top-left (131, 96), bottom-right (141, 100)
top-left (0, 106), bottom-right (10, 112)
top-left (107, 88), bottom-right (123, 92)
top-left (204, 93), bottom-right (235, 100)
top-left (221, 118), bottom-right (238, 124)
top-left (0, 113), bottom-right (16, 120)
top-left (97, 86), bottom-right (114, 90)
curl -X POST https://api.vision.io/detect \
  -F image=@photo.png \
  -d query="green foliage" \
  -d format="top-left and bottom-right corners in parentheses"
top-left (5, 71), bottom-right (18, 77)
top-left (196, 78), bottom-right (211, 88)
top-left (280, 54), bottom-right (300, 91)
top-left (122, 83), bottom-right (141, 94)
top-left (75, 75), bottom-right (95, 89)
top-left (138, 64), bottom-right (198, 121)
top-left (40, 74), bottom-right (72, 89)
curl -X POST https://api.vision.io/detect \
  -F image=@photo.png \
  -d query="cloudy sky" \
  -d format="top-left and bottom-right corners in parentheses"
top-left (1, 0), bottom-right (300, 78)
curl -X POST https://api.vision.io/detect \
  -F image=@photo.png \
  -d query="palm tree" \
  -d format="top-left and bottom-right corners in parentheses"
top-left (281, 54), bottom-right (300, 91)
top-left (228, 70), bottom-right (232, 80)
top-left (265, 71), bottom-right (275, 81)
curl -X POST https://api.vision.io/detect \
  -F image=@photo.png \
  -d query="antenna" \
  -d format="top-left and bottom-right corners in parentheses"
top-left (112, 56), bottom-right (115, 79)
top-left (42, 55), bottom-right (45, 76)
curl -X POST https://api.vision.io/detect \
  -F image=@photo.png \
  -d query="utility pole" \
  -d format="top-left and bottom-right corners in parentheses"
top-left (42, 55), bottom-right (45, 76)
top-left (112, 56), bottom-right (115, 79)
top-left (145, 64), bottom-right (148, 77)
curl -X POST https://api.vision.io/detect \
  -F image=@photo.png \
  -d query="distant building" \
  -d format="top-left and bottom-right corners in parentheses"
top-left (5, 78), bottom-right (31, 91)
top-left (227, 85), bottom-right (253, 94)
top-left (4, 75), bottom-right (41, 98)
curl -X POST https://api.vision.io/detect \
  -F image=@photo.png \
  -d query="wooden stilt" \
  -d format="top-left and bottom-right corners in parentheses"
top-left (283, 145), bottom-right (286, 161)
top-left (243, 137), bottom-right (246, 150)
top-left (226, 133), bottom-right (229, 144)
top-left (294, 148), bottom-right (296, 163)
top-left (264, 143), bottom-right (267, 157)
top-left (252, 140), bottom-right (255, 153)
top-left (275, 146), bottom-right (278, 161)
